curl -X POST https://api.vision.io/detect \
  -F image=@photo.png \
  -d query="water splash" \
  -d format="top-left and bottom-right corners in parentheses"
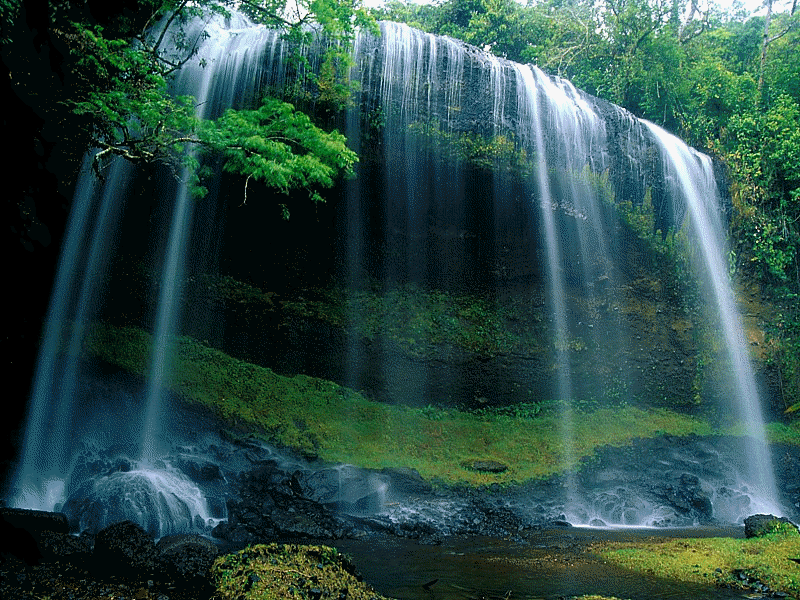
top-left (64, 460), bottom-right (215, 538)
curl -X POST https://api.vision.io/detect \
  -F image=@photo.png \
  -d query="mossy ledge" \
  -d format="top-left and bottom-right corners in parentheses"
top-left (85, 323), bottom-right (798, 486)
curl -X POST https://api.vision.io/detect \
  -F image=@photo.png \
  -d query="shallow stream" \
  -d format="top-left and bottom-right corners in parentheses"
top-left (335, 527), bottom-right (755, 600)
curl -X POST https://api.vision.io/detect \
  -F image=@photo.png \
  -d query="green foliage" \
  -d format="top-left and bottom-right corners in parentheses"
top-left (594, 530), bottom-right (800, 598)
top-left (405, 120), bottom-right (530, 173)
top-left (0, 0), bottom-right (20, 45)
top-left (31, 0), bottom-right (367, 211)
top-left (69, 21), bottom-right (201, 170)
top-left (197, 273), bottom-right (276, 304)
top-left (472, 402), bottom-right (543, 420)
top-left (213, 544), bottom-right (388, 600)
top-left (765, 420), bottom-right (800, 443)
top-left (202, 97), bottom-right (356, 207)
top-left (281, 283), bottom-right (525, 359)
top-left (241, 0), bottom-right (376, 111)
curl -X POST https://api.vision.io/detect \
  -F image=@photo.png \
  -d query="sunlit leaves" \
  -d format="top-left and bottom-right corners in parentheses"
top-left (63, 0), bottom-right (364, 208)
top-left (203, 97), bottom-right (355, 200)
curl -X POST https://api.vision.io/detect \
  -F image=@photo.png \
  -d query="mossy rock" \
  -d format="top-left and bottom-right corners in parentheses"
top-left (212, 543), bottom-right (389, 600)
top-left (744, 514), bottom-right (799, 538)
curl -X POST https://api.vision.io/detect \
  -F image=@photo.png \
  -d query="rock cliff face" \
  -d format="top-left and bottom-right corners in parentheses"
top-left (195, 19), bottom-right (767, 415)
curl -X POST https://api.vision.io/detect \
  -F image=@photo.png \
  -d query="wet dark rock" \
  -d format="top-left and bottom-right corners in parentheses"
top-left (743, 514), bottom-right (799, 538)
top-left (297, 465), bottom-right (389, 513)
top-left (93, 520), bottom-right (158, 579)
top-left (157, 534), bottom-right (218, 594)
top-left (209, 433), bottom-right (800, 542)
top-left (550, 519), bottom-right (573, 528)
top-left (0, 522), bottom-right (218, 600)
top-left (0, 507), bottom-right (70, 565)
top-left (660, 473), bottom-right (713, 522)
top-left (0, 514), bottom-right (40, 565)
top-left (214, 461), bottom-right (354, 542)
top-left (0, 507), bottom-right (68, 534)
top-left (567, 435), bottom-right (796, 526)
top-left (38, 529), bottom-right (93, 563)
top-left (460, 459), bottom-right (509, 473)
top-left (176, 458), bottom-right (224, 482)
top-left (773, 443), bottom-right (800, 513)
top-left (380, 467), bottom-right (433, 495)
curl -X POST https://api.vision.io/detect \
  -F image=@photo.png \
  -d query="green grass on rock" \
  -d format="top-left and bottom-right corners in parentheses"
top-left (590, 529), bottom-right (800, 597)
top-left (85, 323), bottom-right (798, 486)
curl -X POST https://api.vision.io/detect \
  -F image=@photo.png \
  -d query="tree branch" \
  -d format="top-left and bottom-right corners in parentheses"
top-left (240, 173), bottom-right (253, 206)
top-left (152, 0), bottom-right (192, 56)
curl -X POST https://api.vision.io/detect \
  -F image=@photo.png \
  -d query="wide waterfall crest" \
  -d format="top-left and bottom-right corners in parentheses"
top-left (9, 13), bottom-right (784, 535)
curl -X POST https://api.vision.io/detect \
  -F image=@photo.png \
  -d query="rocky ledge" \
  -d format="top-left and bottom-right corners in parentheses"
top-left (210, 434), bottom-right (800, 545)
top-left (0, 509), bottom-right (226, 600)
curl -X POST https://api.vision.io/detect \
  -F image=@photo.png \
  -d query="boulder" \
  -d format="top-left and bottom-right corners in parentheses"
top-left (177, 458), bottom-right (224, 482)
top-left (157, 533), bottom-right (219, 593)
top-left (0, 507), bottom-right (69, 535)
top-left (0, 507), bottom-right (70, 565)
top-left (214, 465), bottom-right (353, 542)
top-left (382, 467), bottom-right (433, 495)
top-left (93, 520), bottom-right (158, 578)
top-left (658, 473), bottom-right (713, 523)
top-left (38, 529), bottom-right (92, 563)
top-left (744, 514), bottom-right (799, 538)
top-left (298, 465), bottom-right (389, 512)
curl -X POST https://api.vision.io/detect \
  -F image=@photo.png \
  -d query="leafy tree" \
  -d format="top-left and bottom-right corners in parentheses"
top-left (8, 0), bottom-right (366, 213)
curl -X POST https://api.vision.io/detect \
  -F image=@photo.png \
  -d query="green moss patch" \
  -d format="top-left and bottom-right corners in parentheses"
top-left (766, 420), bottom-right (800, 445)
top-left (280, 283), bottom-right (537, 359)
top-left (87, 323), bottom-right (792, 485)
top-left (212, 544), bottom-right (388, 600)
top-left (590, 529), bottom-right (800, 597)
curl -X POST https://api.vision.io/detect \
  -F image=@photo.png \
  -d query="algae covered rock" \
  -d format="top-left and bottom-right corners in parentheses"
top-left (744, 514), bottom-right (799, 538)
top-left (212, 543), bottom-right (388, 600)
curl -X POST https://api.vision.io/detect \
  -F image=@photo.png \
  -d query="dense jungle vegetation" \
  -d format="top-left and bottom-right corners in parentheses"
top-left (2, 0), bottom-right (798, 415)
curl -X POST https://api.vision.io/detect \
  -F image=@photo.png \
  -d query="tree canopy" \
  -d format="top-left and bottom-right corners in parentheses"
top-left (3, 0), bottom-right (370, 210)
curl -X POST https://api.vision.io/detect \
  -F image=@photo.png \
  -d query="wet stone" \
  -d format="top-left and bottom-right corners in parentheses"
top-left (460, 460), bottom-right (508, 473)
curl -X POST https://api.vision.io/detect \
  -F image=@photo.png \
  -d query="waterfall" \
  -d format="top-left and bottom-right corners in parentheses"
top-left (12, 155), bottom-right (133, 511)
top-left (643, 121), bottom-right (780, 514)
top-left (11, 14), bottom-right (286, 536)
top-left (9, 15), bottom-right (783, 533)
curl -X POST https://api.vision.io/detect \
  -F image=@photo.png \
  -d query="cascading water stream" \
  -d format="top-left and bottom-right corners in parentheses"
top-left (137, 15), bottom-right (289, 531)
top-left (643, 121), bottom-right (780, 514)
top-left (514, 64), bottom-right (578, 501)
top-left (12, 155), bottom-right (132, 510)
top-left (11, 14), bottom-right (288, 536)
top-left (349, 21), bottom-right (783, 521)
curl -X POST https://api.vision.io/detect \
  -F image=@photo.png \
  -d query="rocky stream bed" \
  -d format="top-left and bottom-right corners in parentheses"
top-left (2, 427), bottom-right (799, 600)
